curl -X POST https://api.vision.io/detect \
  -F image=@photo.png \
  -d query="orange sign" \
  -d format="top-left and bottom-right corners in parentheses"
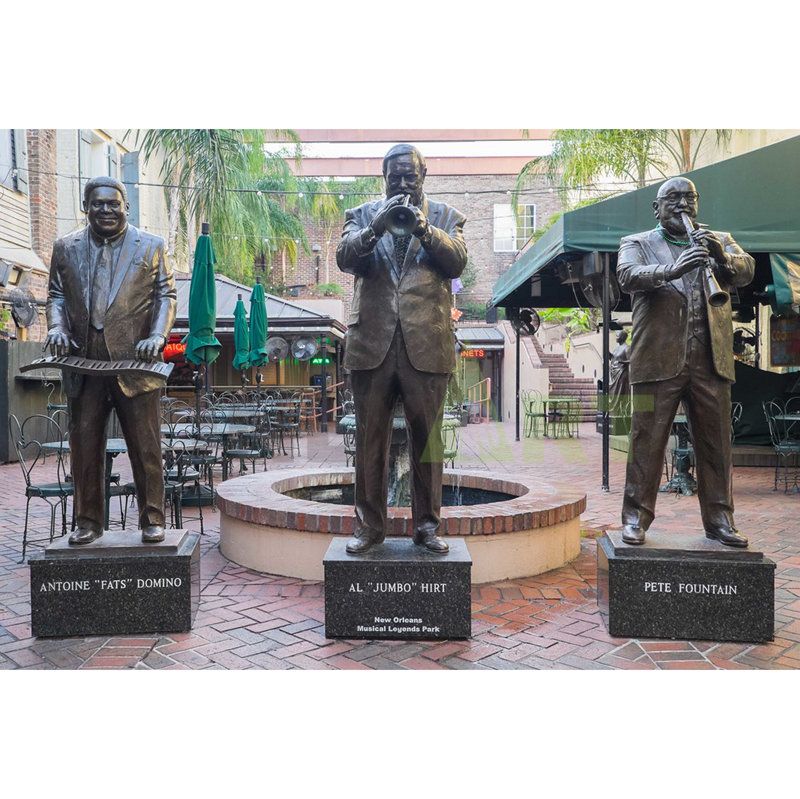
top-left (164, 342), bottom-right (187, 360)
top-left (460, 348), bottom-right (485, 359)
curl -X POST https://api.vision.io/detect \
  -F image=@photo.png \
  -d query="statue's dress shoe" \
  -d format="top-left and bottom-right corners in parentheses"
top-left (621, 524), bottom-right (645, 545)
top-left (346, 534), bottom-right (382, 554)
top-left (413, 532), bottom-right (449, 553)
top-left (142, 525), bottom-right (165, 544)
top-left (705, 526), bottom-right (748, 548)
top-left (68, 527), bottom-right (103, 545)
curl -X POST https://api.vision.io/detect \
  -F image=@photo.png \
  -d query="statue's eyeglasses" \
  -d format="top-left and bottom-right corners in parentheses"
top-left (659, 192), bottom-right (698, 203)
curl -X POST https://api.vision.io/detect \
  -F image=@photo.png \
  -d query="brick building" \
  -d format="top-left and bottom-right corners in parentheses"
top-left (268, 130), bottom-right (564, 322)
top-left (0, 128), bottom-right (172, 343)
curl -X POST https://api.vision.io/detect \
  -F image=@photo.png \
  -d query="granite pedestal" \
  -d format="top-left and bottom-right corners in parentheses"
top-left (324, 537), bottom-right (471, 640)
top-left (597, 530), bottom-right (775, 643)
top-left (29, 529), bottom-right (200, 638)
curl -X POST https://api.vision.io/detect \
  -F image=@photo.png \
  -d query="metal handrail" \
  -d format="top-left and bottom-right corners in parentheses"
top-left (466, 378), bottom-right (492, 422)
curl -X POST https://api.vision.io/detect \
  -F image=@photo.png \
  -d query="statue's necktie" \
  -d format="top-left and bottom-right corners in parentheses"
top-left (90, 240), bottom-right (112, 330)
top-left (393, 234), bottom-right (411, 271)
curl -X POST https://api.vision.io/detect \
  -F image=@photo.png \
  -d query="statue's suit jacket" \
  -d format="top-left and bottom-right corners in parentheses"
top-left (617, 228), bottom-right (754, 384)
top-left (336, 196), bottom-right (467, 374)
top-left (46, 224), bottom-right (177, 398)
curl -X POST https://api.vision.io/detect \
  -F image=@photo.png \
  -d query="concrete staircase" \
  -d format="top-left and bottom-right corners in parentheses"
top-left (532, 337), bottom-right (597, 422)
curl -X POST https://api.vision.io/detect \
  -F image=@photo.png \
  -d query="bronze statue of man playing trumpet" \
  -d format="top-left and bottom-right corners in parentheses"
top-left (336, 144), bottom-right (467, 554)
top-left (617, 176), bottom-right (754, 548)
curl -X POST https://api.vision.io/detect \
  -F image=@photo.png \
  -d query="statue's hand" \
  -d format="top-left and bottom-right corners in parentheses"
top-left (370, 194), bottom-right (407, 237)
top-left (43, 328), bottom-right (74, 356)
top-left (409, 205), bottom-right (430, 239)
top-left (135, 335), bottom-right (165, 362)
top-left (690, 228), bottom-right (726, 265)
top-left (666, 245), bottom-right (709, 280)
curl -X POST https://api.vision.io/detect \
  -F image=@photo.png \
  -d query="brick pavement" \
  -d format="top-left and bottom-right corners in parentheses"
top-left (1, 422), bottom-right (798, 670)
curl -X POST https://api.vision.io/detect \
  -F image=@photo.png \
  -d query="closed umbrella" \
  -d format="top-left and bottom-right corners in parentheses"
top-left (180, 223), bottom-right (221, 505)
top-left (249, 277), bottom-right (268, 381)
top-left (232, 293), bottom-right (251, 376)
top-left (183, 223), bottom-right (222, 378)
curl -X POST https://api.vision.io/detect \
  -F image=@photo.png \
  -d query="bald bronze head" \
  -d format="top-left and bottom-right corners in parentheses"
top-left (383, 144), bottom-right (427, 207)
top-left (653, 177), bottom-right (699, 237)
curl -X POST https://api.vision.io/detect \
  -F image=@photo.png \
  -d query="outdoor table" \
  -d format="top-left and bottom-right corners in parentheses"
top-left (161, 422), bottom-right (256, 480)
top-left (161, 422), bottom-right (255, 438)
top-left (209, 408), bottom-right (267, 421)
top-left (659, 413), bottom-right (696, 495)
top-left (774, 413), bottom-right (800, 439)
top-left (542, 397), bottom-right (579, 438)
top-left (338, 413), bottom-right (460, 432)
top-left (42, 437), bottom-right (129, 529)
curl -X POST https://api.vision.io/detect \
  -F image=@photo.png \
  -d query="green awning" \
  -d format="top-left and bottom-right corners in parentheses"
top-left (491, 135), bottom-right (800, 308)
top-left (767, 253), bottom-right (800, 315)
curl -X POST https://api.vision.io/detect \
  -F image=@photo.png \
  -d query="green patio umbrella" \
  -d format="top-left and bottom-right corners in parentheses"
top-left (183, 223), bottom-right (222, 376)
top-left (232, 293), bottom-right (251, 372)
top-left (249, 277), bottom-right (269, 370)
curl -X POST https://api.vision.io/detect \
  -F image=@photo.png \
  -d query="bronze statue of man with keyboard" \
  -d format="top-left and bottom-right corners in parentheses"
top-left (44, 176), bottom-right (176, 545)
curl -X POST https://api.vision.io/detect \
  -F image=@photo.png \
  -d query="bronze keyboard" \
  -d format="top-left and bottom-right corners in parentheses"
top-left (20, 355), bottom-right (174, 380)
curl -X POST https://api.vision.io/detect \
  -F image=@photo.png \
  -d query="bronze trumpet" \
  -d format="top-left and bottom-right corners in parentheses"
top-left (385, 195), bottom-right (417, 237)
top-left (680, 212), bottom-right (729, 308)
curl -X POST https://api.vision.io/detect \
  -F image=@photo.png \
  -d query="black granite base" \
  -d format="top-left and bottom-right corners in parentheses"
top-left (323, 537), bottom-right (472, 640)
top-left (29, 530), bottom-right (200, 638)
top-left (597, 530), bottom-right (775, 643)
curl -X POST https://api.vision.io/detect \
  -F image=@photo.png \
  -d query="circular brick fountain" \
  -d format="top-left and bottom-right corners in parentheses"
top-left (216, 468), bottom-right (586, 584)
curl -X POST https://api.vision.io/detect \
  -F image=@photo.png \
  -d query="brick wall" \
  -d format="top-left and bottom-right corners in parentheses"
top-left (277, 173), bottom-right (565, 319)
top-left (26, 130), bottom-right (58, 268)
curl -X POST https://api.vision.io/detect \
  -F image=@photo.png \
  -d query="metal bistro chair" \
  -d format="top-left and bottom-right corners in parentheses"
top-left (163, 438), bottom-right (205, 534)
top-left (343, 427), bottom-right (356, 467)
top-left (442, 423), bottom-right (460, 468)
top-left (193, 410), bottom-right (228, 497)
top-left (9, 414), bottom-right (74, 561)
top-left (523, 390), bottom-right (546, 438)
top-left (731, 401), bottom-right (743, 443)
top-left (763, 400), bottom-right (800, 492)
top-left (223, 412), bottom-right (274, 476)
top-left (275, 394), bottom-right (302, 457)
top-left (299, 389), bottom-right (318, 435)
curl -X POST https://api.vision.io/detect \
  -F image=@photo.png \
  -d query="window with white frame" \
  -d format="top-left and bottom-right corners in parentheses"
top-left (493, 203), bottom-right (536, 252)
top-left (79, 130), bottom-right (120, 190)
top-left (0, 129), bottom-right (28, 194)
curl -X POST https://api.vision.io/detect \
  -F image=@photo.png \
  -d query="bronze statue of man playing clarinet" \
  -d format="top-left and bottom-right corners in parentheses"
top-left (44, 176), bottom-right (176, 545)
top-left (617, 177), bottom-right (754, 547)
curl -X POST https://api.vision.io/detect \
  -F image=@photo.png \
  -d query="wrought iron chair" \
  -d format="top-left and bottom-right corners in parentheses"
top-left (442, 424), bottom-right (460, 468)
top-left (9, 414), bottom-right (74, 561)
top-left (274, 394), bottom-right (302, 457)
top-left (730, 401), bottom-right (743, 443)
top-left (343, 427), bottom-right (356, 467)
top-left (223, 413), bottom-right (274, 476)
top-left (763, 400), bottom-right (800, 492)
top-left (523, 390), bottom-right (545, 437)
top-left (299, 389), bottom-right (318, 435)
top-left (163, 438), bottom-right (205, 534)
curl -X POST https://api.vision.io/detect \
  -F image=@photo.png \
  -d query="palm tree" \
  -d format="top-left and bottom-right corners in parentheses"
top-left (513, 128), bottom-right (734, 207)
top-left (296, 176), bottom-right (381, 284)
top-left (133, 128), bottom-right (306, 282)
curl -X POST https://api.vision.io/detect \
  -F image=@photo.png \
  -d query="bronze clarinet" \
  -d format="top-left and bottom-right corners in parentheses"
top-left (680, 212), bottom-right (729, 308)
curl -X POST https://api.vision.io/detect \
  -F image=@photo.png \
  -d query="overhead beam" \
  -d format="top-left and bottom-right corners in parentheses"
top-left (291, 155), bottom-right (540, 177)
top-left (268, 129), bottom-right (553, 143)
